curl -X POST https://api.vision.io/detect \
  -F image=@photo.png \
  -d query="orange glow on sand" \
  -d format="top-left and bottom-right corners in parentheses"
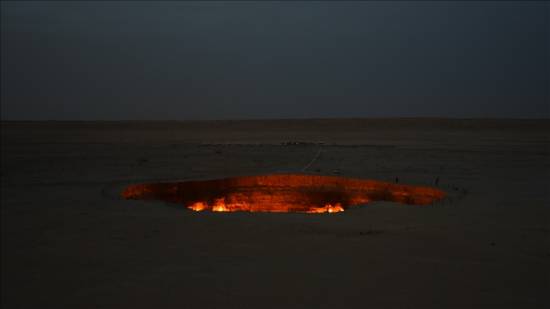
top-left (122, 174), bottom-right (445, 214)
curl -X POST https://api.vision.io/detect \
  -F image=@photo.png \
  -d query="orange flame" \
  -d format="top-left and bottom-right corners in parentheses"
top-left (306, 203), bottom-right (344, 213)
top-left (188, 202), bottom-right (207, 212)
top-left (212, 198), bottom-right (230, 212)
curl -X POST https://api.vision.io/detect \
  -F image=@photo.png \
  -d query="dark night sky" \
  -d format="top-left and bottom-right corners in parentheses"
top-left (1, 1), bottom-right (548, 120)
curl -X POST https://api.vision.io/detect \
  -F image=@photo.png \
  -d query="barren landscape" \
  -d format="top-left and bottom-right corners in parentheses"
top-left (1, 119), bottom-right (549, 308)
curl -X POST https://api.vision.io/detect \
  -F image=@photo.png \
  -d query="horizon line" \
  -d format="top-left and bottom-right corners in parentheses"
top-left (2, 117), bottom-right (549, 123)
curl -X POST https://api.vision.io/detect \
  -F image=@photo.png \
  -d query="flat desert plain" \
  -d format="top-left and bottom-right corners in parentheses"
top-left (1, 119), bottom-right (549, 308)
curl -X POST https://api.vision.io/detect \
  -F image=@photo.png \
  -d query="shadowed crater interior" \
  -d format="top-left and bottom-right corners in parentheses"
top-left (121, 174), bottom-right (446, 213)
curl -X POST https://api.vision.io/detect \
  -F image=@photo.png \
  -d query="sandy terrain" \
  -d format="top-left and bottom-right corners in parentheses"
top-left (1, 119), bottom-right (549, 308)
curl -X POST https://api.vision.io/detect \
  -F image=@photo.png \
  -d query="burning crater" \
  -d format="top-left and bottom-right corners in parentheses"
top-left (121, 174), bottom-right (445, 214)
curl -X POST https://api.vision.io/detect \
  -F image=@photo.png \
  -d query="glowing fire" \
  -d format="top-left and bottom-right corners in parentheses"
top-left (188, 200), bottom-right (344, 213)
top-left (122, 174), bottom-right (446, 214)
top-left (307, 203), bottom-right (344, 213)
top-left (188, 202), bottom-right (207, 212)
top-left (212, 198), bottom-right (229, 212)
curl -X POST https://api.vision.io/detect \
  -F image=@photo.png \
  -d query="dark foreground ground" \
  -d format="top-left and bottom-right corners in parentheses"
top-left (1, 119), bottom-right (549, 308)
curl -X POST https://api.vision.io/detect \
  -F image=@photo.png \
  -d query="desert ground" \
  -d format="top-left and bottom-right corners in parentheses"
top-left (1, 119), bottom-right (549, 308)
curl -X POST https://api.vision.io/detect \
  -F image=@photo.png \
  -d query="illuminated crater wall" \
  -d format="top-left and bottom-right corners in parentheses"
top-left (122, 174), bottom-right (446, 213)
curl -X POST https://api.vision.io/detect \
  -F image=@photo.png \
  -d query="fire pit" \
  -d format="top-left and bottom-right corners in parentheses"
top-left (122, 174), bottom-right (445, 213)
